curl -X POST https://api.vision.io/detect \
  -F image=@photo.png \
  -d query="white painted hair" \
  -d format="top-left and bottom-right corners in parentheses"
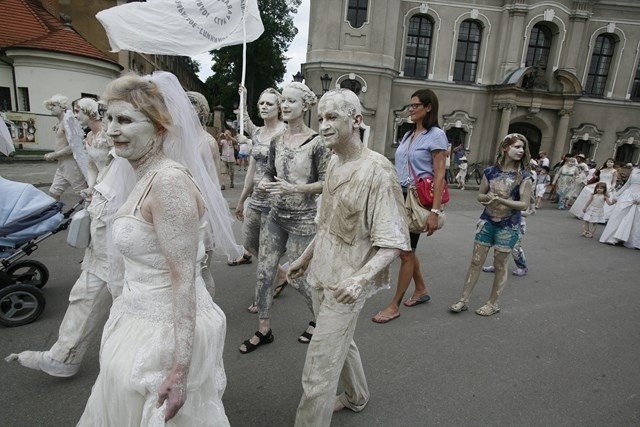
top-left (43, 94), bottom-right (69, 110)
top-left (285, 82), bottom-right (317, 109)
top-left (186, 91), bottom-right (210, 121)
top-left (320, 89), bottom-right (362, 118)
top-left (76, 97), bottom-right (100, 120)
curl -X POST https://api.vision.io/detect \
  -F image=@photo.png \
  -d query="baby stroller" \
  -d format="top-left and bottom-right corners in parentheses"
top-left (0, 176), bottom-right (80, 326)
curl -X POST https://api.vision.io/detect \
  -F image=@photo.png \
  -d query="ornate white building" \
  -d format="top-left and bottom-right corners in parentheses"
top-left (302, 0), bottom-right (640, 165)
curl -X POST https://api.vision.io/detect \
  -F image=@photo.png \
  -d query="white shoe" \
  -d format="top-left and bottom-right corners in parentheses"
top-left (5, 351), bottom-right (80, 377)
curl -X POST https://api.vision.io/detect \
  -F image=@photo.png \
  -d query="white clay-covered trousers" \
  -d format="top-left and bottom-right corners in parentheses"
top-left (295, 287), bottom-right (369, 427)
top-left (47, 270), bottom-right (112, 366)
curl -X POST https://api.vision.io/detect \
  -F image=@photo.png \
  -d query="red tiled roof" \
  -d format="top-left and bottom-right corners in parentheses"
top-left (0, 0), bottom-right (118, 65)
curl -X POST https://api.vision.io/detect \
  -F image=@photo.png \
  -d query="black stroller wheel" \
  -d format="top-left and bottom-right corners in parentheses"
top-left (5, 260), bottom-right (49, 288)
top-left (0, 284), bottom-right (46, 327)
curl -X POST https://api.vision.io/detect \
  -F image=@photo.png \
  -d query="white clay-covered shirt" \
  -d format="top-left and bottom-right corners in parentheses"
top-left (307, 149), bottom-right (410, 298)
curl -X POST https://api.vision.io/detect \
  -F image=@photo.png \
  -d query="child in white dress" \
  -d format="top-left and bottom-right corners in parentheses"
top-left (582, 182), bottom-right (615, 238)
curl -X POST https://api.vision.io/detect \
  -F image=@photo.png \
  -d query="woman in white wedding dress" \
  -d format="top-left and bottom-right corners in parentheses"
top-left (570, 158), bottom-right (618, 222)
top-left (77, 72), bottom-right (230, 426)
top-left (600, 166), bottom-right (640, 249)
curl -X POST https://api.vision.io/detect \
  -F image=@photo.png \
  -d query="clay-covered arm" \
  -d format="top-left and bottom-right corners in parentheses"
top-left (331, 248), bottom-right (401, 304)
top-left (287, 237), bottom-right (316, 281)
top-left (44, 144), bottom-right (73, 160)
top-left (147, 169), bottom-right (201, 421)
top-left (236, 156), bottom-right (257, 220)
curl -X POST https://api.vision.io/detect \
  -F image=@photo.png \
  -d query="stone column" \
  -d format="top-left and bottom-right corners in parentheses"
top-left (497, 103), bottom-right (516, 139)
top-left (499, 3), bottom-right (528, 76)
top-left (552, 109), bottom-right (573, 164)
top-left (561, 7), bottom-right (591, 74)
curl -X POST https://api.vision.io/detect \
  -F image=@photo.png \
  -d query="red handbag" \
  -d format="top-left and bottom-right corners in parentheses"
top-left (409, 162), bottom-right (450, 207)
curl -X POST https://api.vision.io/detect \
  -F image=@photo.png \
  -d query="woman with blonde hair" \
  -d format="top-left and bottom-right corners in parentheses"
top-left (450, 133), bottom-right (532, 316)
top-left (77, 72), bottom-right (233, 425)
top-left (239, 82), bottom-right (330, 353)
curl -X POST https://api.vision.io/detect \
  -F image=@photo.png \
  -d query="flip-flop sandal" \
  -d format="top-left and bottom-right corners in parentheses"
top-left (403, 294), bottom-right (431, 307)
top-left (371, 311), bottom-right (400, 324)
top-left (273, 281), bottom-right (288, 298)
top-left (227, 254), bottom-right (252, 266)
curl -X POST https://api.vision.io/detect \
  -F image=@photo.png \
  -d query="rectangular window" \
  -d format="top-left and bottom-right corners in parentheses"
top-left (347, 0), bottom-right (368, 28)
top-left (0, 87), bottom-right (12, 111)
top-left (18, 87), bottom-right (30, 111)
top-left (615, 144), bottom-right (636, 164)
top-left (631, 61), bottom-right (640, 101)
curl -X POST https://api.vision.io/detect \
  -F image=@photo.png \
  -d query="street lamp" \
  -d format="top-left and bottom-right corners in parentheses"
top-left (320, 73), bottom-right (332, 94)
top-left (292, 71), bottom-right (304, 83)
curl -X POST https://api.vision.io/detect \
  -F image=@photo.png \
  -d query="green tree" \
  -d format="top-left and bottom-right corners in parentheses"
top-left (205, 0), bottom-right (301, 123)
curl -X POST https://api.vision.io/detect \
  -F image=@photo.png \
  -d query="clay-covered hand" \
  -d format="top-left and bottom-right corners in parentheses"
top-left (329, 276), bottom-right (365, 304)
top-left (263, 176), bottom-right (296, 195)
top-left (79, 188), bottom-right (93, 202)
top-left (235, 200), bottom-right (244, 220)
top-left (156, 367), bottom-right (188, 422)
top-left (287, 256), bottom-right (310, 281)
top-left (43, 152), bottom-right (56, 161)
top-left (480, 192), bottom-right (500, 206)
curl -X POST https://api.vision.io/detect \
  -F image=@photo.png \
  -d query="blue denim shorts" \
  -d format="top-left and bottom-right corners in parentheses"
top-left (474, 219), bottom-right (521, 252)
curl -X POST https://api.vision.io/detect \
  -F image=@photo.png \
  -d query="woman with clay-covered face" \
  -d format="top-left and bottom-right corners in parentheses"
top-left (234, 86), bottom-right (289, 310)
top-left (449, 133), bottom-right (532, 316)
top-left (239, 82), bottom-right (331, 354)
top-left (77, 72), bottom-right (230, 425)
top-left (75, 98), bottom-right (112, 194)
top-left (570, 157), bottom-right (619, 222)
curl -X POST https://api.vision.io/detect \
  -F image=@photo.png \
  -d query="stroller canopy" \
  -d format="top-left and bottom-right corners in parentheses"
top-left (0, 176), bottom-right (63, 250)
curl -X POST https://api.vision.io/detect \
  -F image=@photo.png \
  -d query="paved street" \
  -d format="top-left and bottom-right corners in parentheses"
top-left (1, 162), bottom-right (639, 426)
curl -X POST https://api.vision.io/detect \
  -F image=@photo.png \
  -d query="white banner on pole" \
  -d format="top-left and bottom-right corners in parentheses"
top-left (96, 0), bottom-right (264, 56)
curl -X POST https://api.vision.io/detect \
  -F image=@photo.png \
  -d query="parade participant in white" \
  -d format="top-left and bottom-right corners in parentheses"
top-left (77, 72), bottom-right (230, 425)
top-left (289, 89), bottom-right (410, 426)
top-left (570, 158), bottom-right (619, 222)
top-left (43, 94), bottom-right (88, 200)
top-left (599, 165), bottom-right (640, 249)
top-left (6, 98), bottom-right (135, 377)
top-left (239, 82), bottom-right (330, 353)
top-left (235, 85), bottom-right (289, 309)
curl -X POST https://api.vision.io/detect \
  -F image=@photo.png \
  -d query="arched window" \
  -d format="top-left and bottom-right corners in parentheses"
top-left (454, 20), bottom-right (482, 83)
top-left (526, 24), bottom-right (552, 70)
top-left (630, 61), bottom-right (640, 101)
top-left (585, 34), bottom-right (615, 96)
top-left (340, 79), bottom-right (362, 95)
top-left (404, 15), bottom-right (433, 78)
top-left (347, 0), bottom-right (368, 28)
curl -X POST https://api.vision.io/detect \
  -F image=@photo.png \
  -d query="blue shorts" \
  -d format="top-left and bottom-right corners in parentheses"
top-left (474, 220), bottom-right (521, 252)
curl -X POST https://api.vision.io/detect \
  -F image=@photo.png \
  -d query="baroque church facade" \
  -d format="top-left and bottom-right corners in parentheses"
top-left (301, 0), bottom-right (640, 166)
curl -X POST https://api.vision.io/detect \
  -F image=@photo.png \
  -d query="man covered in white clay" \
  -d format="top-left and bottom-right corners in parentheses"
top-left (43, 94), bottom-right (88, 200)
top-left (289, 89), bottom-right (410, 426)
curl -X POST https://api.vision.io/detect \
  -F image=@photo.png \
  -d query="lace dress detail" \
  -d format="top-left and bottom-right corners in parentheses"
top-left (77, 167), bottom-right (229, 426)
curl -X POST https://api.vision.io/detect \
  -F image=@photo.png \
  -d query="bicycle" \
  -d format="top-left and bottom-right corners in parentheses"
top-left (466, 162), bottom-right (487, 185)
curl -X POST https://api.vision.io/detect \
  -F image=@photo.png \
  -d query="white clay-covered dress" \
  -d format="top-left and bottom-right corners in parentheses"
top-left (599, 168), bottom-right (640, 249)
top-left (77, 169), bottom-right (229, 426)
